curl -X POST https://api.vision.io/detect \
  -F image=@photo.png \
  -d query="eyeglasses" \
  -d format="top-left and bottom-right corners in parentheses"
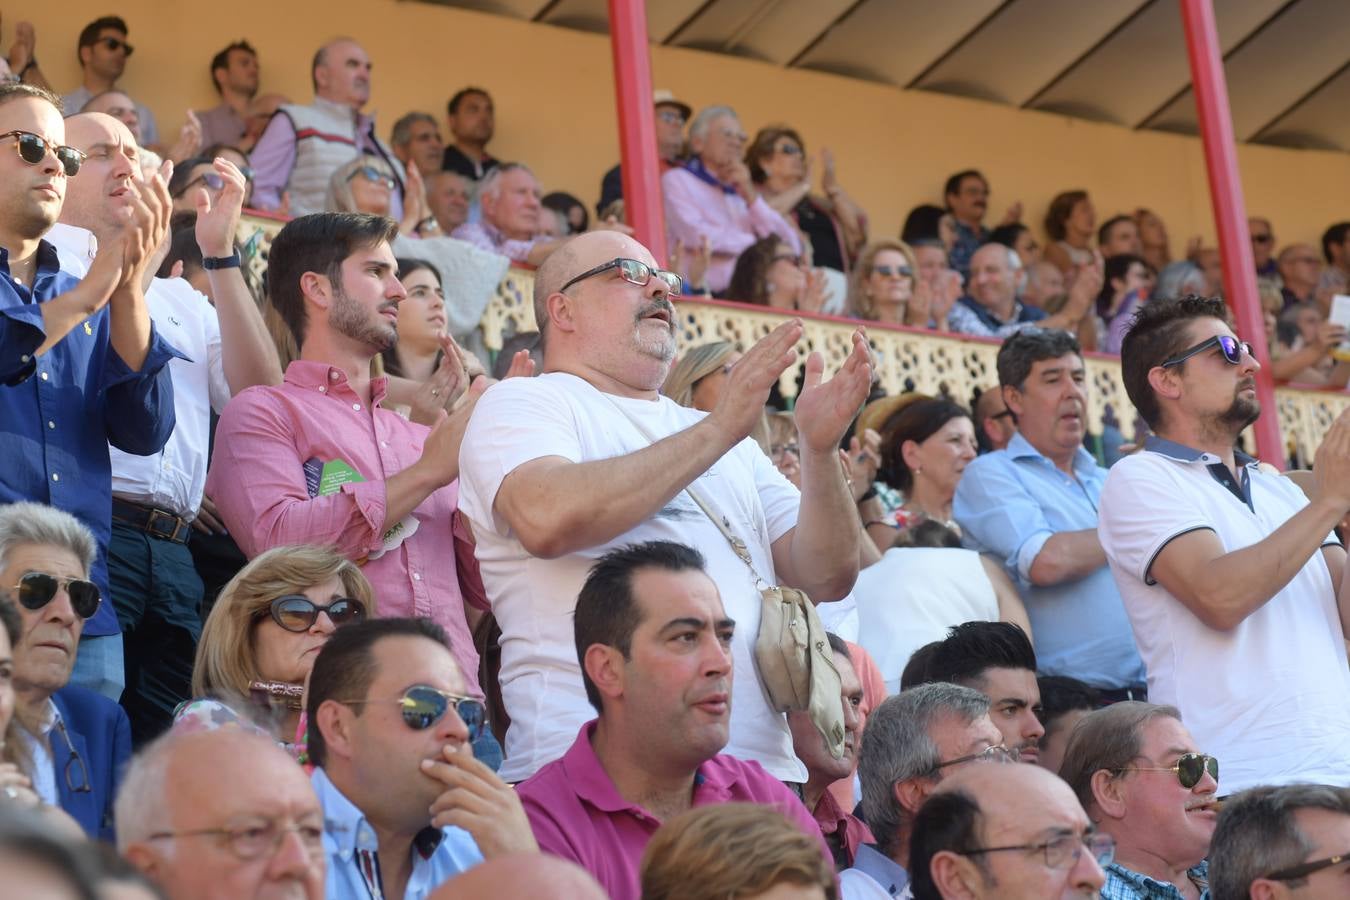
top-left (718, 127), bottom-right (748, 143)
top-left (264, 595), bottom-right (367, 633)
top-left (347, 165), bottom-right (395, 190)
top-left (237, 165), bottom-right (255, 183)
top-left (148, 819), bottom-right (324, 861)
top-left (655, 109), bottom-right (685, 126)
top-left (775, 143), bottom-right (803, 157)
top-left (337, 684), bottom-right (487, 743)
top-left (53, 720), bottom-right (91, 794)
top-left (559, 257), bottom-right (682, 297)
top-left (770, 442), bottom-right (800, 461)
top-left (1160, 335), bottom-right (1253, 368)
top-left (96, 36), bottom-right (135, 56)
top-left (1114, 752), bottom-right (1219, 789)
top-left (929, 743), bottom-right (1019, 774)
top-left (10, 572), bottom-right (102, 619)
top-left (174, 172), bottom-right (225, 198)
top-left (0, 130), bottom-right (87, 177)
top-left (873, 265), bottom-right (913, 278)
top-left (1251, 234), bottom-right (1273, 244)
top-left (965, 831), bottom-right (1116, 870)
top-left (1263, 852), bottom-right (1350, 882)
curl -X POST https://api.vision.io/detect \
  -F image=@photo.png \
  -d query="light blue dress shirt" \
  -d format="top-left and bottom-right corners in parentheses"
top-left (312, 767), bottom-right (483, 899)
top-left (953, 432), bottom-right (1146, 689)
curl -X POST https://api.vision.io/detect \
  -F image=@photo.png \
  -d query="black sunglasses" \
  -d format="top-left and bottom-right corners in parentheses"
top-left (560, 257), bottom-right (681, 296)
top-left (265, 595), bottom-right (366, 632)
top-left (96, 36), bottom-right (135, 56)
top-left (1251, 234), bottom-right (1274, 244)
top-left (1160, 335), bottom-right (1253, 368)
top-left (347, 165), bottom-right (395, 190)
top-left (338, 684), bottom-right (486, 743)
top-left (11, 572), bottom-right (101, 619)
top-left (1264, 851), bottom-right (1350, 882)
top-left (173, 172), bottom-right (226, 198)
top-left (0, 130), bottom-right (87, 177)
top-left (1114, 752), bottom-right (1219, 789)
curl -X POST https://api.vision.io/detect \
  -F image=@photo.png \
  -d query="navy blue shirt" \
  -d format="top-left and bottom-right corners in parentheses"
top-left (0, 240), bottom-right (182, 636)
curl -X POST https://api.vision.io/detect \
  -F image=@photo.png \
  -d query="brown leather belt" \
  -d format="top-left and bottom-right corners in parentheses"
top-left (111, 499), bottom-right (191, 544)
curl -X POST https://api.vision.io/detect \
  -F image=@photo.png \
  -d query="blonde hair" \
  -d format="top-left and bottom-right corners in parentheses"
top-left (640, 804), bottom-right (836, 900)
top-left (766, 411), bottom-right (795, 451)
top-left (848, 240), bottom-right (918, 321)
top-left (661, 341), bottom-right (739, 408)
top-left (324, 154), bottom-right (396, 214)
top-left (191, 545), bottom-right (376, 698)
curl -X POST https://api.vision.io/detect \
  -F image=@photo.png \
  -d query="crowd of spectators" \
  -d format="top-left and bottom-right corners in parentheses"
top-left (1, 13), bottom-right (1349, 900)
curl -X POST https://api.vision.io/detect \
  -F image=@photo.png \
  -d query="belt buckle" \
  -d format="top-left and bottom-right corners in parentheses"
top-left (147, 509), bottom-right (184, 542)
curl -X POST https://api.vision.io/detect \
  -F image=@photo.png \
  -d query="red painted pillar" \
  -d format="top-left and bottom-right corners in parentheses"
top-left (1179, 0), bottom-right (1284, 466)
top-left (608, 0), bottom-right (669, 265)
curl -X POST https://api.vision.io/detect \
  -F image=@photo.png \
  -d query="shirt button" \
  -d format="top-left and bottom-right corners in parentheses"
top-left (39, 371), bottom-right (48, 380)
top-left (318, 385), bottom-right (327, 393)
top-left (46, 421), bottom-right (54, 429)
top-left (380, 441), bottom-right (388, 448)
top-left (330, 371), bottom-right (340, 380)
top-left (51, 472), bottom-right (59, 482)
top-left (413, 572), bottom-right (422, 581)
top-left (20, 354), bottom-right (29, 363)
top-left (352, 403), bottom-right (361, 411)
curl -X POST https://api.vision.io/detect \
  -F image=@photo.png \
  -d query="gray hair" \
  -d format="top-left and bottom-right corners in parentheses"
top-left (1056, 701), bottom-right (1181, 815)
top-left (858, 682), bottom-right (990, 857)
top-left (0, 503), bottom-right (95, 576)
top-left (323, 154), bottom-right (395, 215)
top-left (1209, 784), bottom-right (1350, 900)
top-left (478, 162), bottom-right (534, 203)
top-left (390, 111), bottom-right (435, 148)
top-left (688, 105), bottom-right (737, 142)
top-left (1153, 260), bottom-right (1207, 301)
top-left (995, 327), bottom-right (1082, 391)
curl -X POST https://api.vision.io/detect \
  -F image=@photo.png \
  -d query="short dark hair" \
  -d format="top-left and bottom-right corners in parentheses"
top-left (1044, 190), bottom-right (1089, 242)
top-left (1098, 253), bottom-right (1151, 318)
top-left (914, 622), bottom-right (1036, 690)
top-left (0, 82), bottom-right (63, 113)
top-left (574, 541), bottom-right (708, 713)
top-left (1320, 221), bottom-right (1350, 263)
top-left (826, 632), bottom-right (852, 663)
top-left (899, 640), bottom-right (944, 690)
top-left (167, 156), bottom-right (215, 198)
top-left (942, 170), bottom-right (985, 208)
top-left (892, 520), bottom-right (963, 550)
top-left (447, 87), bottom-right (490, 117)
top-left (879, 397), bottom-right (972, 493)
top-left (745, 124), bottom-right (804, 185)
top-left (1118, 293), bottom-right (1228, 430)
top-left (908, 789), bottom-right (986, 900)
top-left (1035, 675), bottom-right (1100, 733)
top-left (266, 212), bottom-right (399, 348)
top-left (306, 617), bottom-right (450, 767)
top-left (996, 328), bottom-right (1081, 392)
top-left (727, 235), bottom-right (789, 306)
top-left (156, 213), bottom-right (205, 280)
top-left (77, 16), bottom-right (128, 63)
top-left (901, 205), bottom-right (946, 244)
top-left (209, 40), bottom-right (256, 94)
top-left (1209, 784), bottom-right (1350, 900)
top-left (1097, 214), bottom-right (1135, 247)
top-left (988, 223), bottom-right (1029, 250)
top-left (541, 191), bottom-right (588, 234)
top-left (1057, 701), bottom-right (1180, 813)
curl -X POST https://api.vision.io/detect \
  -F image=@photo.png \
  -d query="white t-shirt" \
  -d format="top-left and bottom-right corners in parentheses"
top-left (458, 372), bottom-right (804, 783)
top-left (1099, 444), bottom-right (1350, 793)
top-left (853, 547), bottom-right (999, 694)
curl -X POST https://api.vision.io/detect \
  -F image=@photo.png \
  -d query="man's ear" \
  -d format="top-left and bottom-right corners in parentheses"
top-left (79, 45), bottom-right (92, 68)
top-left (895, 776), bottom-right (931, 816)
top-left (314, 699), bottom-right (355, 762)
top-left (300, 271), bottom-right (332, 312)
top-left (122, 842), bottom-right (162, 880)
top-left (546, 290), bottom-right (579, 337)
top-left (930, 850), bottom-right (982, 900)
top-left (1090, 768), bottom-right (1128, 820)
top-left (584, 644), bottom-right (625, 704)
top-left (1001, 383), bottom-right (1025, 419)
top-left (1146, 365), bottom-right (1183, 405)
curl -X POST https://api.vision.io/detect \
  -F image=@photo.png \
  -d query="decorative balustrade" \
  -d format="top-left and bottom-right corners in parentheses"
top-left (237, 214), bottom-right (1350, 464)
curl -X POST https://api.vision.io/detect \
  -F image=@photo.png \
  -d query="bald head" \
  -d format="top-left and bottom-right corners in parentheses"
top-left (532, 230), bottom-right (659, 343)
top-left (59, 112), bottom-right (140, 231)
top-left (64, 111), bottom-right (137, 149)
top-left (938, 756), bottom-right (1071, 804)
top-left (312, 38), bottom-right (370, 107)
top-left (428, 855), bottom-right (607, 900)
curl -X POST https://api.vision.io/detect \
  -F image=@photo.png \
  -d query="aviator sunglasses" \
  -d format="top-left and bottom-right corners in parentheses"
top-left (264, 595), bottom-right (367, 632)
top-left (338, 684), bottom-right (486, 743)
top-left (1, 130), bottom-right (87, 177)
top-left (1114, 752), bottom-right (1219, 789)
top-left (10, 572), bottom-right (102, 619)
top-left (1161, 334), bottom-right (1253, 368)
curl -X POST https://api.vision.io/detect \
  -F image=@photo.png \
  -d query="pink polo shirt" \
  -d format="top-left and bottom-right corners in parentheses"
top-left (517, 720), bottom-right (828, 900)
top-left (205, 360), bottom-right (482, 697)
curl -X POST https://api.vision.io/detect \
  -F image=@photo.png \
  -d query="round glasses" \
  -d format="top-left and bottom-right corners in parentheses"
top-left (338, 684), bottom-right (487, 743)
top-left (10, 571), bottom-right (102, 619)
top-left (265, 595), bottom-right (366, 632)
top-left (1, 130), bottom-right (86, 177)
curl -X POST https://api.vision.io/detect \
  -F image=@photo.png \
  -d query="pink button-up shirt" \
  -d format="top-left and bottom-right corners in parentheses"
top-left (517, 720), bottom-right (828, 900)
top-left (205, 360), bottom-right (481, 697)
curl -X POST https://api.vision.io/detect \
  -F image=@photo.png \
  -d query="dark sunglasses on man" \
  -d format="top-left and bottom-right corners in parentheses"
top-left (1114, 752), bottom-right (1219, 789)
top-left (0, 130), bottom-right (87, 177)
top-left (97, 36), bottom-right (134, 56)
top-left (1160, 334), bottom-right (1253, 368)
top-left (263, 595), bottom-right (367, 632)
top-left (173, 172), bottom-right (226, 199)
top-left (9, 572), bottom-right (102, 619)
top-left (337, 684), bottom-right (487, 743)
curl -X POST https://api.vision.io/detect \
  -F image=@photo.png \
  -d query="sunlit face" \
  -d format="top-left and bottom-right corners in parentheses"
top-left (1112, 717), bottom-right (1218, 868)
top-left (402, 118), bottom-right (444, 176)
top-left (425, 172), bottom-right (470, 232)
top-left (483, 168), bottom-right (542, 240)
top-left (914, 244), bottom-right (949, 286)
top-left (347, 164), bottom-right (393, 216)
top-left (1166, 318), bottom-right (1260, 434)
top-left (3, 543), bottom-right (88, 694)
top-left (761, 133), bottom-right (805, 185)
top-left (969, 246), bottom-right (1018, 312)
top-left (1247, 809), bottom-right (1350, 900)
top-left (395, 267), bottom-right (446, 350)
top-left (1005, 353), bottom-right (1088, 462)
top-left (322, 242), bottom-right (405, 352)
top-left (865, 248), bottom-right (915, 312)
top-left (1102, 220), bottom-right (1142, 258)
top-left (250, 575), bottom-right (348, 686)
top-left (947, 174), bottom-right (988, 225)
top-left (765, 241), bottom-right (806, 310)
top-left (316, 41), bottom-right (371, 108)
top-left (788, 651), bottom-right (862, 784)
top-left (689, 351), bottom-right (741, 413)
top-left (448, 91), bottom-right (494, 144)
top-left (83, 28), bottom-right (130, 81)
top-left (976, 667), bottom-right (1045, 765)
top-left (695, 113), bottom-right (747, 172)
top-left (926, 712), bottom-right (1005, 784)
top-left (1068, 198), bottom-right (1096, 238)
top-left (62, 114), bottom-right (141, 229)
top-left (904, 416), bottom-right (978, 499)
top-left (0, 97), bottom-right (69, 238)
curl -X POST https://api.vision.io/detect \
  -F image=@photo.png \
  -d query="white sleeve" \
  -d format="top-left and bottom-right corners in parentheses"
top-left (747, 437), bottom-right (800, 542)
top-left (1098, 455), bottom-right (1212, 585)
top-left (457, 378), bottom-right (583, 536)
top-left (202, 299), bottom-right (231, 414)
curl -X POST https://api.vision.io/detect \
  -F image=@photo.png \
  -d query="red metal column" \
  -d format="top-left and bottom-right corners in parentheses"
top-left (608, 0), bottom-right (669, 265)
top-left (1179, 0), bottom-right (1284, 466)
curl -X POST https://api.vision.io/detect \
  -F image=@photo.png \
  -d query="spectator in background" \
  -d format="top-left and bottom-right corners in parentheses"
top-left (1249, 216), bottom-right (1277, 280)
top-left (1057, 702), bottom-right (1218, 899)
top-left (454, 163), bottom-right (610, 266)
top-left (642, 804), bottom-right (837, 900)
top-left (517, 542), bottom-right (824, 900)
top-left (390, 111), bottom-right (445, 178)
top-left (1318, 220), bottom-right (1350, 300)
top-left (1276, 242), bottom-right (1322, 307)
top-left (972, 385), bottom-right (1015, 453)
top-left (848, 240), bottom-right (933, 327)
top-left (1021, 259), bottom-right (1064, 310)
top-left (598, 89), bottom-right (689, 215)
top-left (196, 41), bottom-right (258, 151)
top-left (727, 235), bottom-right (830, 312)
top-left (843, 683), bottom-right (1005, 898)
top-left (542, 191), bottom-right (588, 235)
top-left (907, 761), bottom-right (1110, 900)
top-left (3, 503), bottom-right (130, 840)
top-left (250, 38), bottom-right (404, 218)
top-left (1098, 254), bottom-right (1156, 354)
top-left (0, 806), bottom-right (104, 897)
top-left (1191, 246), bottom-right (1224, 297)
top-left (902, 204), bottom-right (958, 252)
top-left (324, 154), bottom-right (417, 231)
top-left (81, 89), bottom-right (204, 168)
top-left (1043, 190), bottom-right (1096, 273)
top-left (660, 340), bottom-right (742, 412)
top-left (909, 238), bottom-right (964, 328)
top-left (63, 17), bottom-right (158, 147)
top-left (1208, 784), bottom-right (1350, 900)
top-left (955, 329), bottom-right (1147, 700)
top-left (1102, 294), bottom-right (1350, 794)
top-left (664, 105), bottom-right (802, 294)
top-left (1033, 675), bottom-right (1099, 775)
top-left (443, 87), bottom-right (497, 181)
top-left (1134, 208), bottom-right (1171, 273)
top-left (950, 244), bottom-right (1095, 338)
top-left (241, 91), bottom-right (288, 154)
top-left (870, 395), bottom-right (976, 547)
top-left (747, 125), bottom-right (867, 273)
top-left (167, 156), bottom-right (225, 214)
top-left (1097, 214), bottom-right (1142, 259)
top-left (943, 169), bottom-right (1010, 279)
top-left (1271, 301), bottom-right (1350, 386)
top-left (116, 727), bottom-right (324, 900)
top-left (425, 170), bottom-right (472, 235)
top-left (989, 222), bottom-right (1040, 268)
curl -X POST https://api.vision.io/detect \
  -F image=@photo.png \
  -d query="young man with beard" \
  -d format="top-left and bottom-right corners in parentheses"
top-left (206, 212), bottom-right (490, 735)
top-left (1101, 294), bottom-right (1350, 794)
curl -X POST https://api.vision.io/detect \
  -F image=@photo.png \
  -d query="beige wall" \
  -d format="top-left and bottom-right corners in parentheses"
top-left (35, 0), bottom-right (1350, 252)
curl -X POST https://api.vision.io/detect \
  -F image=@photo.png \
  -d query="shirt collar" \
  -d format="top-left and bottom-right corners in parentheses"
top-left (0, 240), bottom-right (64, 279)
top-left (1006, 430), bottom-right (1097, 475)
top-left (1143, 435), bottom-right (1257, 468)
top-left (682, 156), bottom-right (737, 195)
top-left (1106, 860), bottom-right (1209, 897)
top-left (283, 359), bottom-right (388, 406)
top-left (41, 223), bottom-right (98, 264)
top-left (311, 767), bottom-right (445, 861)
top-left (561, 720), bottom-right (734, 815)
top-left (851, 843), bottom-right (909, 896)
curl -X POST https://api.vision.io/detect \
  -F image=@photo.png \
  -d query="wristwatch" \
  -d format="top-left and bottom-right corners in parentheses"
top-left (202, 251), bottom-right (242, 270)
